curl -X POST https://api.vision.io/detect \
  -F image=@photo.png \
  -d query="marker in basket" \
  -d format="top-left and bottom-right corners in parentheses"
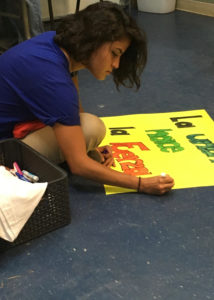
top-left (15, 172), bottom-right (31, 182)
top-left (22, 170), bottom-right (39, 183)
top-left (13, 162), bottom-right (23, 175)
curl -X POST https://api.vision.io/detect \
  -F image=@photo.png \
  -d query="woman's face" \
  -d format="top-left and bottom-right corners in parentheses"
top-left (87, 37), bottom-right (130, 80)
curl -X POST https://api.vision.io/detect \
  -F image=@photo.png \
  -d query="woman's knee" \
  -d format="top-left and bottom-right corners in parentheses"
top-left (80, 113), bottom-right (106, 151)
top-left (21, 126), bottom-right (64, 164)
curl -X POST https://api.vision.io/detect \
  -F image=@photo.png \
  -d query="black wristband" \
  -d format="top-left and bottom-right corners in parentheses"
top-left (137, 177), bottom-right (141, 193)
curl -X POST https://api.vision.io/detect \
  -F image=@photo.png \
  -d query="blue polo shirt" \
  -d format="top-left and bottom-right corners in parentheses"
top-left (0, 31), bottom-right (80, 139)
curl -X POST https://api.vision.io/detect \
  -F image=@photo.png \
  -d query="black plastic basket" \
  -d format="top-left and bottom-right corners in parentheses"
top-left (0, 138), bottom-right (71, 252)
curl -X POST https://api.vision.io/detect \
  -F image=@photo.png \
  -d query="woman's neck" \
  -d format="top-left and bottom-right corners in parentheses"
top-left (60, 48), bottom-right (85, 72)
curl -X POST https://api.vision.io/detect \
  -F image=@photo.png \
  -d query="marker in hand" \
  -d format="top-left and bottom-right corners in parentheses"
top-left (99, 146), bottom-right (116, 167)
top-left (101, 149), bottom-right (109, 154)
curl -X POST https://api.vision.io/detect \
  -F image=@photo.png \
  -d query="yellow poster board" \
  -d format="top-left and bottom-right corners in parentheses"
top-left (101, 110), bottom-right (214, 194)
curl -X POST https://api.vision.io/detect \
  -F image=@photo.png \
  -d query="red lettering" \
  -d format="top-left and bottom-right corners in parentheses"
top-left (113, 150), bottom-right (139, 162)
top-left (110, 142), bottom-right (151, 176)
top-left (111, 142), bottom-right (149, 152)
top-left (120, 159), bottom-right (151, 176)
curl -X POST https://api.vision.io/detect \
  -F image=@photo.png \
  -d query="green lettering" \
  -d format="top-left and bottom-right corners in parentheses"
top-left (196, 145), bottom-right (214, 157)
top-left (187, 134), bottom-right (210, 146)
top-left (146, 129), bottom-right (184, 153)
top-left (187, 134), bottom-right (214, 162)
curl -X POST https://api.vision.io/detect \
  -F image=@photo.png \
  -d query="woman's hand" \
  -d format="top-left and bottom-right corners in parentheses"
top-left (96, 145), bottom-right (116, 168)
top-left (138, 174), bottom-right (174, 195)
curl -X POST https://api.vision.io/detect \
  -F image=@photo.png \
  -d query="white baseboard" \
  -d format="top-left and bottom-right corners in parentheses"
top-left (176, 0), bottom-right (214, 17)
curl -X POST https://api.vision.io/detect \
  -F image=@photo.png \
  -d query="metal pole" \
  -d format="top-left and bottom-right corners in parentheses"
top-left (21, 0), bottom-right (31, 39)
top-left (48, 0), bottom-right (55, 30)
top-left (75, 0), bottom-right (80, 12)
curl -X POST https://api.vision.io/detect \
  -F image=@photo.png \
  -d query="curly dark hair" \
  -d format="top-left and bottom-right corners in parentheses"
top-left (54, 1), bottom-right (147, 90)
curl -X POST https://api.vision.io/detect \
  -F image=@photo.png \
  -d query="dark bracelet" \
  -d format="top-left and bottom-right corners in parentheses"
top-left (137, 177), bottom-right (141, 193)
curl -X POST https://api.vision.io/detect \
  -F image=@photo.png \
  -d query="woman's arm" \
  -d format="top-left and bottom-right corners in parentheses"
top-left (53, 123), bottom-right (174, 195)
top-left (71, 73), bottom-right (84, 113)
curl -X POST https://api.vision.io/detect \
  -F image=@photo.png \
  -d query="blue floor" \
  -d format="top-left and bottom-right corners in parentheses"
top-left (1, 9), bottom-right (214, 300)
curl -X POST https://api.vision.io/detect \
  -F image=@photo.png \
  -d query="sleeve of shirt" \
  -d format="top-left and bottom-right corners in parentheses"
top-left (15, 57), bottom-right (80, 127)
